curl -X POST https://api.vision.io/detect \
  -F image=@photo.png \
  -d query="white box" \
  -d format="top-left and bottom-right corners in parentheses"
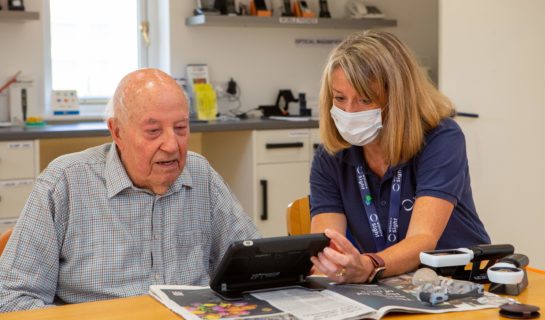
top-left (51, 90), bottom-right (79, 115)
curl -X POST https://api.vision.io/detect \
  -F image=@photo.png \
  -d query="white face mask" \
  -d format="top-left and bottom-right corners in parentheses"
top-left (330, 105), bottom-right (383, 146)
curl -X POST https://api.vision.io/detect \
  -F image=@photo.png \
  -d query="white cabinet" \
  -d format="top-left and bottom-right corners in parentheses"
top-left (0, 141), bottom-right (38, 224)
top-left (202, 128), bottom-right (318, 237)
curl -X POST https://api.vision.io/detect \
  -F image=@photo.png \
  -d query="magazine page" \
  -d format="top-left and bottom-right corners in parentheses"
top-left (251, 287), bottom-right (376, 320)
top-left (149, 285), bottom-right (291, 320)
top-left (321, 274), bottom-right (512, 319)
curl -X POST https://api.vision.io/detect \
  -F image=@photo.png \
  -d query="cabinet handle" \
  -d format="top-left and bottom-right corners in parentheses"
top-left (313, 143), bottom-right (320, 150)
top-left (265, 142), bottom-right (304, 149)
top-left (260, 179), bottom-right (268, 221)
top-left (455, 112), bottom-right (479, 118)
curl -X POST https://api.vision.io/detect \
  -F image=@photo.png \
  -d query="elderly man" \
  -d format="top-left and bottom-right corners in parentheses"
top-left (0, 69), bottom-right (259, 312)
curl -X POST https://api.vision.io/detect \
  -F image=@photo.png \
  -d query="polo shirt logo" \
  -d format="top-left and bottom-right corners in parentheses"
top-left (402, 198), bottom-right (415, 212)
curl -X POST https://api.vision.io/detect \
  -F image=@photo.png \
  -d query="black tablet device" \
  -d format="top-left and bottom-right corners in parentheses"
top-left (210, 233), bottom-right (330, 300)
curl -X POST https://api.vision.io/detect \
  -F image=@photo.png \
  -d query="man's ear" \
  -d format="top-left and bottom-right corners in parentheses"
top-left (108, 118), bottom-right (122, 147)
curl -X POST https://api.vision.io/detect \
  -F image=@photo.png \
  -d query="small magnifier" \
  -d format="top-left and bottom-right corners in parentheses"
top-left (488, 254), bottom-right (529, 296)
top-left (487, 263), bottom-right (524, 285)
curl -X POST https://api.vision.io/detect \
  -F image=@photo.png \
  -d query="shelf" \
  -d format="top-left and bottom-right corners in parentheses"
top-left (0, 11), bottom-right (40, 22)
top-left (185, 15), bottom-right (396, 29)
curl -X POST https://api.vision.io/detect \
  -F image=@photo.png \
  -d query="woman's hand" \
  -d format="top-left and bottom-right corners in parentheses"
top-left (310, 228), bottom-right (374, 283)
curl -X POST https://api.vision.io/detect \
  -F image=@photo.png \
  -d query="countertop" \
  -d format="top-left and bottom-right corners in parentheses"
top-left (0, 118), bottom-right (319, 141)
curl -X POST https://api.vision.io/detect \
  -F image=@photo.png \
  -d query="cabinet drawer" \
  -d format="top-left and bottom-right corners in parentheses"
top-left (0, 179), bottom-right (33, 219)
top-left (0, 141), bottom-right (35, 180)
top-left (256, 130), bottom-right (310, 164)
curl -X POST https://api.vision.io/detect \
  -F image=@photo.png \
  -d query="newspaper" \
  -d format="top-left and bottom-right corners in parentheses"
top-left (317, 274), bottom-right (512, 319)
top-left (150, 275), bottom-right (513, 320)
top-left (149, 285), bottom-right (291, 320)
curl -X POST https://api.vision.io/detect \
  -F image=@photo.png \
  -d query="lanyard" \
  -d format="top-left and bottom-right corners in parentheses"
top-left (355, 165), bottom-right (403, 251)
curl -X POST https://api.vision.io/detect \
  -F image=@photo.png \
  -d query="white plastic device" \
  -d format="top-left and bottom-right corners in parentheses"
top-left (419, 248), bottom-right (474, 268)
top-left (487, 262), bottom-right (525, 285)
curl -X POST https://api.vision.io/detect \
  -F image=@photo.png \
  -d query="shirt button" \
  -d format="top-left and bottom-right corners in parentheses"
top-left (380, 200), bottom-right (387, 207)
top-left (155, 274), bottom-right (161, 280)
top-left (154, 234), bottom-right (160, 240)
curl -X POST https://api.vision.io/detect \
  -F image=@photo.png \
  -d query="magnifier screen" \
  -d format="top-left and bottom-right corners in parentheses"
top-left (427, 250), bottom-right (468, 256)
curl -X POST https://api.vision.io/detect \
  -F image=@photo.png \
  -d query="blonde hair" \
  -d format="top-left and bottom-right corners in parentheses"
top-left (319, 30), bottom-right (454, 165)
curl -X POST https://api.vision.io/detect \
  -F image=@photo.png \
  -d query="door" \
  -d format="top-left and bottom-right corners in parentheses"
top-left (439, 0), bottom-right (545, 268)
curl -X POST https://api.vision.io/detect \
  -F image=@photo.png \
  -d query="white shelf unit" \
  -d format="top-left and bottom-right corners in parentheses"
top-left (0, 11), bottom-right (40, 22)
top-left (185, 15), bottom-right (397, 29)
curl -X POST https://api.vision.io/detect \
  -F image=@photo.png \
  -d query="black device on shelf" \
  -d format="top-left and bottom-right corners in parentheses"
top-left (299, 93), bottom-right (311, 116)
top-left (210, 234), bottom-right (330, 300)
top-left (253, 0), bottom-right (268, 11)
top-left (319, 0), bottom-right (331, 18)
top-left (194, 0), bottom-right (220, 15)
top-left (214, 0), bottom-right (237, 15)
top-left (275, 89), bottom-right (298, 114)
top-left (8, 0), bottom-right (25, 11)
top-left (281, 0), bottom-right (293, 16)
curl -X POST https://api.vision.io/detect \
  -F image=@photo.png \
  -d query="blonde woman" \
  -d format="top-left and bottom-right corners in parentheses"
top-left (310, 31), bottom-right (489, 284)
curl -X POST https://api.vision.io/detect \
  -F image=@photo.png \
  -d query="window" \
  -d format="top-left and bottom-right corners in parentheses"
top-left (47, 0), bottom-right (147, 116)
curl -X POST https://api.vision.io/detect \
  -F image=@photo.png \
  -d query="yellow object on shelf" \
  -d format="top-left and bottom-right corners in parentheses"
top-left (193, 83), bottom-right (218, 120)
top-left (25, 116), bottom-right (46, 126)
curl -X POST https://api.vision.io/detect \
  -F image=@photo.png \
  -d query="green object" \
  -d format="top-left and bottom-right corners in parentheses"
top-left (365, 195), bottom-right (373, 205)
top-left (25, 120), bottom-right (46, 126)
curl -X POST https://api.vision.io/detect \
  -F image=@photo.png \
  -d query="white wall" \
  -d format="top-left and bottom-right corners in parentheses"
top-left (439, 0), bottom-right (545, 268)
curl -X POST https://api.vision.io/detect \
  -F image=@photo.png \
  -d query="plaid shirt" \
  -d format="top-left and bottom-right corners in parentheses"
top-left (0, 143), bottom-right (259, 312)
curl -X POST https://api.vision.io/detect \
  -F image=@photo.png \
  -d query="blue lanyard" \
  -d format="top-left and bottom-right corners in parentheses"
top-left (355, 166), bottom-right (403, 251)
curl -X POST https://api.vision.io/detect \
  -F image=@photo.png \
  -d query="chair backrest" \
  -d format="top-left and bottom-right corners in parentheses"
top-left (0, 228), bottom-right (13, 256)
top-left (286, 196), bottom-right (311, 236)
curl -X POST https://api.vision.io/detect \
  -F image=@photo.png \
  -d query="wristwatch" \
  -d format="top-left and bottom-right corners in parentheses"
top-left (364, 253), bottom-right (386, 283)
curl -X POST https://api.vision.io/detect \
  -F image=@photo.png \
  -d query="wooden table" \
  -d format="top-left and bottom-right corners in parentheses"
top-left (3, 269), bottom-right (544, 320)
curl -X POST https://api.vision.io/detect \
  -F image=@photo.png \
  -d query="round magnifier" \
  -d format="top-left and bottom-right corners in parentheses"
top-left (487, 262), bottom-right (524, 285)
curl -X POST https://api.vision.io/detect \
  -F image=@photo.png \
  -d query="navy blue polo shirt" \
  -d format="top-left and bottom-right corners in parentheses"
top-left (310, 118), bottom-right (490, 253)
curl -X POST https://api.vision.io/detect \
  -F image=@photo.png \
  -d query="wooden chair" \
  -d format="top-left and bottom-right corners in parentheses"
top-left (286, 196), bottom-right (311, 236)
top-left (0, 228), bottom-right (13, 256)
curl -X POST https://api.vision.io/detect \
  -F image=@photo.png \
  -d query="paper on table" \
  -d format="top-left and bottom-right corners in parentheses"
top-left (252, 288), bottom-right (374, 320)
